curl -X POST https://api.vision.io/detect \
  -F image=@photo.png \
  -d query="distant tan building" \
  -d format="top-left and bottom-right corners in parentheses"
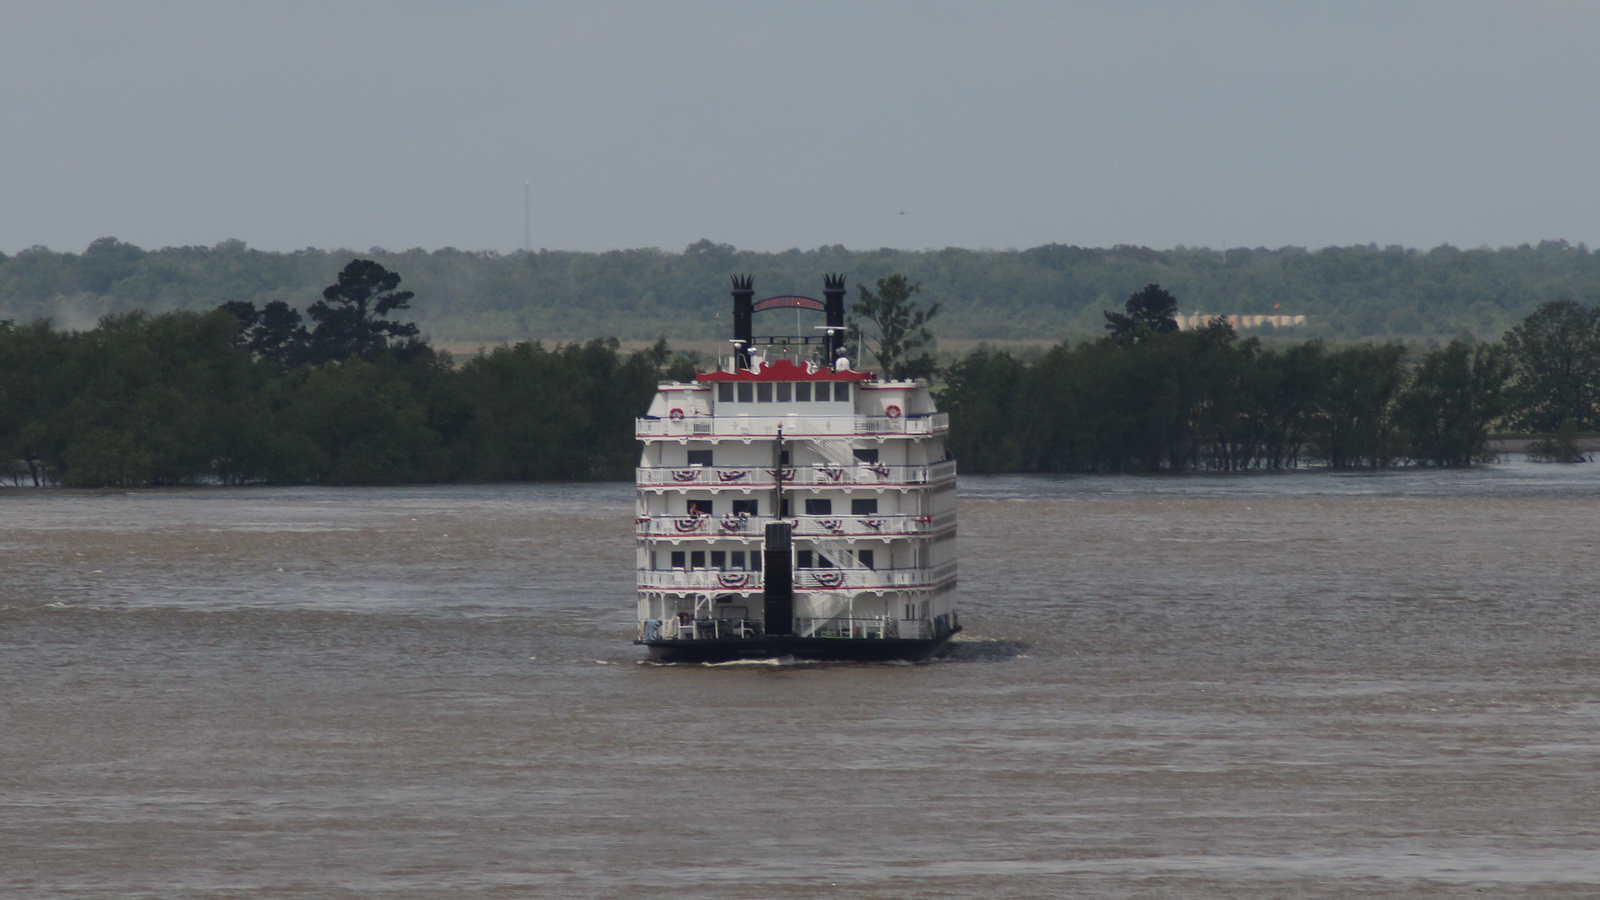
top-left (1176, 313), bottom-right (1306, 331)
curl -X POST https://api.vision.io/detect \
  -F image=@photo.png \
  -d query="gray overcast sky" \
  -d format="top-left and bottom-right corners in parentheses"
top-left (4, 1), bottom-right (1598, 256)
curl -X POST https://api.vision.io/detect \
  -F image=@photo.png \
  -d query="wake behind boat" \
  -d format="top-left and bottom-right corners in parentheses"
top-left (634, 275), bottom-right (959, 663)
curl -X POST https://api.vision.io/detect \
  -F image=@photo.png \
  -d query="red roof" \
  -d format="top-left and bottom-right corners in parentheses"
top-left (696, 357), bottom-right (871, 383)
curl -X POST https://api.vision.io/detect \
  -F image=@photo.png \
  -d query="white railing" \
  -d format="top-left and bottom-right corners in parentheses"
top-left (639, 617), bottom-right (760, 641)
top-left (796, 616), bottom-right (898, 639)
top-left (637, 460), bottom-right (956, 489)
top-left (637, 513), bottom-right (947, 538)
top-left (637, 569), bottom-right (764, 591)
top-left (636, 615), bottom-right (901, 642)
top-left (635, 562), bottom-right (956, 592)
top-left (637, 412), bottom-right (949, 439)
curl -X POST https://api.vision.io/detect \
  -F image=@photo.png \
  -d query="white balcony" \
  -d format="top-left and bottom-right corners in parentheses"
top-left (636, 412), bottom-right (949, 440)
top-left (636, 561), bottom-right (956, 592)
top-left (636, 460), bottom-right (956, 490)
top-left (636, 513), bottom-right (951, 539)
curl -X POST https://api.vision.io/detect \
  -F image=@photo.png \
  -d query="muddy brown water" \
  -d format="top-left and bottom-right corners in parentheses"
top-left (4, 462), bottom-right (1599, 897)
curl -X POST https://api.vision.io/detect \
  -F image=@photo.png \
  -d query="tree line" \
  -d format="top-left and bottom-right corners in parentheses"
top-left (938, 286), bottom-right (1598, 472)
top-left (0, 260), bottom-right (694, 487)
top-left (3, 262), bottom-right (1597, 487)
top-left (7, 236), bottom-right (1600, 346)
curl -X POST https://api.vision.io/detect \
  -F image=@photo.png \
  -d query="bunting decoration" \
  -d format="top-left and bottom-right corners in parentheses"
top-left (820, 519), bottom-right (844, 534)
top-left (671, 469), bottom-right (700, 482)
top-left (812, 571), bottom-right (846, 588)
top-left (720, 515), bottom-right (745, 533)
top-left (675, 517), bottom-right (706, 533)
top-left (717, 572), bottom-right (751, 589)
top-left (820, 466), bottom-right (844, 482)
top-left (863, 519), bottom-right (883, 530)
top-left (717, 470), bottom-right (749, 482)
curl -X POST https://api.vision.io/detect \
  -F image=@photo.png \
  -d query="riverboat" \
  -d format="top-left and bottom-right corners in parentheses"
top-left (634, 275), bottom-right (959, 662)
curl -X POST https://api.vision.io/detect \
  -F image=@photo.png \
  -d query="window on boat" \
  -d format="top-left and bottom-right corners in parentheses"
top-left (834, 384), bottom-right (851, 403)
top-left (730, 551), bottom-right (746, 570)
top-left (687, 499), bottom-right (714, 516)
top-left (858, 549), bottom-right (876, 570)
top-left (737, 383), bottom-right (754, 403)
top-left (776, 382), bottom-right (792, 402)
top-left (757, 383), bottom-right (773, 402)
top-left (710, 550), bottom-right (726, 568)
top-left (851, 498), bottom-right (878, 516)
top-left (671, 550), bottom-right (686, 569)
top-left (852, 447), bottom-right (879, 464)
top-left (813, 383), bottom-right (831, 402)
top-left (717, 383), bottom-right (734, 403)
top-left (732, 498), bottom-right (759, 516)
top-left (750, 551), bottom-right (761, 571)
top-left (690, 550), bottom-right (706, 569)
top-left (795, 382), bottom-right (812, 402)
top-left (804, 498), bottom-right (832, 516)
top-left (686, 449), bottom-right (713, 467)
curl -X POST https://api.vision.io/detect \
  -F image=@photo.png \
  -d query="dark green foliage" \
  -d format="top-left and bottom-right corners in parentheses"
top-left (1501, 300), bottom-right (1600, 431)
top-left (849, 275), bottom-right (940, 380)
top-left (1308, 344), bottom-right (1408, 468)
top-left (2, 276), bottom-right (1592, 486)
top-left (306, 259), bottom-right (422, 364)
top-left (1103, 283), bottom-right (1180, 343)
top-left (939, 295), bottom-right (1541, 473)
top-left (1394, 341), bottom-right (1511, 466)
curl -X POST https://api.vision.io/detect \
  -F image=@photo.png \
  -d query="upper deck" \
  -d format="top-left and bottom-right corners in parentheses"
top-left (638, 356), bottom-right (944, 439)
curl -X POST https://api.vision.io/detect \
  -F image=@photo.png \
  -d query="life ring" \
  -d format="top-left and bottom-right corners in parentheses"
top-left (885, 404), bottom-right (902, 418)
top-left (669, 408), bottom-right (685, 421)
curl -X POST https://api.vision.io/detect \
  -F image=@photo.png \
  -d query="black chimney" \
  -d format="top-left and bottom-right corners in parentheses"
top-left (823, 273), bottom-right (846, 366)
top-left (731, 274), bottom-right (754, 369)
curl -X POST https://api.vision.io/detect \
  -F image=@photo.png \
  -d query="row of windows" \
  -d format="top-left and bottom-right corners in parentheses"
top-left (683, 447), bottom-right (879, 466)
top-left (658, 548), bottom-right (876, 570)
top-left (716, 381), bottom-right (853, 404)
top-left (680, 497), bottom-right (880, 517)
top-left (666, 550), bottom-right (762, 570)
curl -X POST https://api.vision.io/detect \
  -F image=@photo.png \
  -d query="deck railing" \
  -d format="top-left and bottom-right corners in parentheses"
top-left (637, 412), bottom-right (948, 439)
top-left (636, 561), bottom-right (957, 592)
top-left (636, 615), bottom-right (905, 642)
top-left (637, 460), bottom-right (956, 489)
top-left (637, 512), bottom-right (952, 539)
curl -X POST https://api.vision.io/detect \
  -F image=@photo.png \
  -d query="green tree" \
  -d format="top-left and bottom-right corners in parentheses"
top-left (1103, 283), bottom-right (1180, 343)
top-left (849, 274), bottom-right (940, 380)
top-left (305, 259), bottom-right (422, 364)
top-left (1502, 300), bottom-right (1600, 432)
top-left (1310, 343), bottom-right (1408, 468)
top-left (220, 299), bottom-right (309, 365)
top-left (0, 319), bottom-right (72, 485)
top-left (1395, 341), bottom-right (1511, 466)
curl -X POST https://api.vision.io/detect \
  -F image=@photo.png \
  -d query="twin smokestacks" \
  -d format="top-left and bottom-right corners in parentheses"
top-left (730, 274), bottom-right (847, 369)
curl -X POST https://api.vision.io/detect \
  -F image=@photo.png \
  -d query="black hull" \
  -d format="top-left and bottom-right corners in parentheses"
top-left (640, 628), bottom-right (960, 664)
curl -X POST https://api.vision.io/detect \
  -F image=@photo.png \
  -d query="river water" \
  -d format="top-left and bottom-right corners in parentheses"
top-left (4, 460), bottom-right (1599, 898)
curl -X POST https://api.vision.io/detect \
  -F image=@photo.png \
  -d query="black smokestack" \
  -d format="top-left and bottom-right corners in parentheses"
top-left (731, 274), bottom-right (754, 369)
top-left (823, 273), bottom-right (846, 365)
